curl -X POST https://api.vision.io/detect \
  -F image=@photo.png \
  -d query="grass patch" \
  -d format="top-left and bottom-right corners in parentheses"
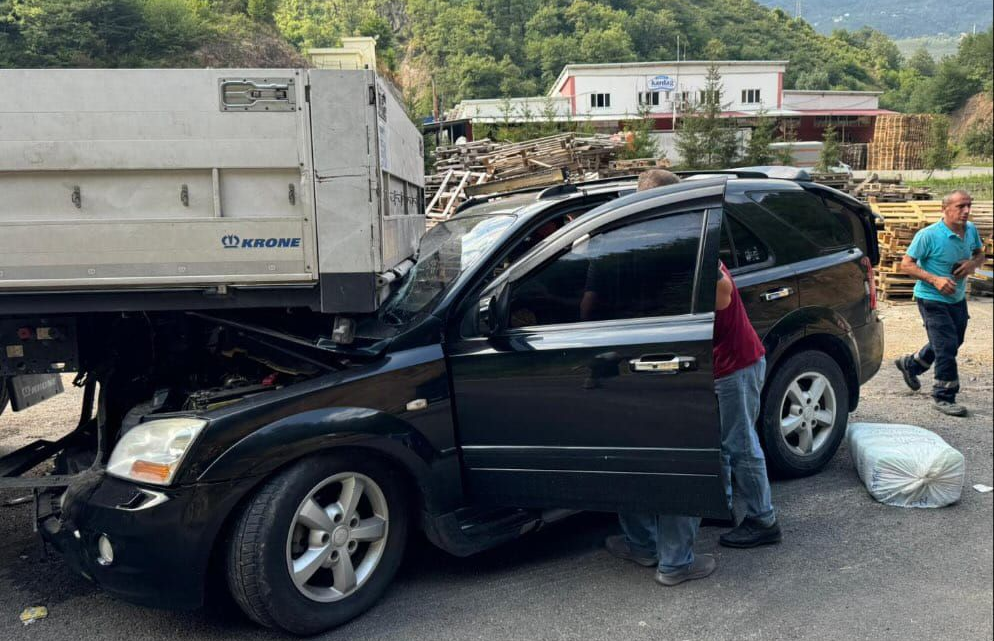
top-left (904, 176), bottom-right (994, 200)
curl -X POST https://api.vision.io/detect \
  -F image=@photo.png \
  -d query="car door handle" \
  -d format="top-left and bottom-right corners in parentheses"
top-left (629, 355), bottom-right (697, 373)
top-left (762, 287), bottom-right (794, 301)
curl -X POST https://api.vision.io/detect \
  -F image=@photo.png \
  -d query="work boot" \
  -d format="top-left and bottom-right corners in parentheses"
top-left (604, 535), bottom-right (657, 567)
top-left (719, 518), bottom-right (783, 548)
top-left (894, 357), bottom-right (921, 391)
top-left (932, 399), bottom-right (967, 417)
top-left (654, 554), bottom-right (716, 586)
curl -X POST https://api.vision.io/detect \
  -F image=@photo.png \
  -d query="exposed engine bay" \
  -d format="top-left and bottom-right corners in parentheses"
top-left (1, 309), bottom-right (359, 487)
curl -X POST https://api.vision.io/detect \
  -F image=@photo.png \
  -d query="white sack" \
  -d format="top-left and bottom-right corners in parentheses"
top-left (847, 422), bottom-right (965, 508)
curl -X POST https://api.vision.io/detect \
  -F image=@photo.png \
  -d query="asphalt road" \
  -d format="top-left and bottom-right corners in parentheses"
top-left (1, 304), bottom-right (992, 641)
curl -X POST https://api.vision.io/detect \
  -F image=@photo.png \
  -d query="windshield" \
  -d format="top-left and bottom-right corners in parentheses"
top-left (379, 214), bottom-right (516, 325)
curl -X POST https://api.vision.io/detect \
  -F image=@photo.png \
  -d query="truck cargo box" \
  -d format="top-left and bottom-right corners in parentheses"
top-left (0, 68), bottom-right (424, 314)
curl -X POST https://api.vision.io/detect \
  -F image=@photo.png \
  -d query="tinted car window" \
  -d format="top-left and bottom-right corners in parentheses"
top-left (749, 190), bottom-right (853, 249)
top-left (508, 211), bottom-right (703, 327)
top-left (725, 215), bottom-right (770, 268)
top-left (818, 193), bottom-right (871, 256)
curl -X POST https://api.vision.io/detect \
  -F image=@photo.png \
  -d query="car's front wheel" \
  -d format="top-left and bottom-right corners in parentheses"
top-left (226, 453), bottom-right (408, 635)
top-left (760, 350), bottom-right (849, 477)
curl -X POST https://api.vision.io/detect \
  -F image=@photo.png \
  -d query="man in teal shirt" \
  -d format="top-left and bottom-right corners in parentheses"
top-left (895, 190), bottom-right (986, 416)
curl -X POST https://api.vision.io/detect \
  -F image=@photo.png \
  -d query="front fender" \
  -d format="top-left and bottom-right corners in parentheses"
top-left (197, 407), bottom-right (450, 512)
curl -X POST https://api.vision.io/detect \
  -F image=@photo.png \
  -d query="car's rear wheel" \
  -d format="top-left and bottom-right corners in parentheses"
top-left (760, 350), bottom-right (849, 477)
top-left (226, 453), bottom-right (408, 635)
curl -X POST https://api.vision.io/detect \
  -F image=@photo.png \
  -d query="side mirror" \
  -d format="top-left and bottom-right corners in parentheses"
top-left (476, 282), bottom-right (508, 336)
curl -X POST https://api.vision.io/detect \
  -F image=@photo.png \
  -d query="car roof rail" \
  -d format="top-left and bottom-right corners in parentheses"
top-left (731, 166), bottom-right (813, 181)
top-left (455, 174), bottom-right (642, 213)
top-left (674, 169), bottom-right (770, 179)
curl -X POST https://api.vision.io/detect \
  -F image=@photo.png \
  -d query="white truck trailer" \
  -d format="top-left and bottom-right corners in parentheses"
top-left (0, 68), bottom-right (424, 448)
top-left (0, 68), bottom-right (424, 315)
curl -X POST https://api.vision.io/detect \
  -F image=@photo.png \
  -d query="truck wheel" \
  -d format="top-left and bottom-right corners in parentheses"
top-left (760, 350), bottom-right (849, 478)
top-left (226, 453), bottom-right (408, 635)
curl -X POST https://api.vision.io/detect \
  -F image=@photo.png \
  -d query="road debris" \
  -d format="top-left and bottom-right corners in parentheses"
top-left (973, 484), bottom-right (994, 493)
top-left (19, 606), bottom-right (48, 625)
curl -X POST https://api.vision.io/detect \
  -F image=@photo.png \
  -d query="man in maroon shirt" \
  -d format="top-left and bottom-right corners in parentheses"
top-left (605, 171), bottom-right (781, 586)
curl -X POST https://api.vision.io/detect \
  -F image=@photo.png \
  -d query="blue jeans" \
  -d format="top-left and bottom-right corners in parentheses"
top-left (617, 512), bottom-right (701, 574)
top-left (715, 357), bottom-right (775, 527)
top-left (905, 299), bottom-right (969, 402)
top-left (617, 358), bottom-right (775, 572)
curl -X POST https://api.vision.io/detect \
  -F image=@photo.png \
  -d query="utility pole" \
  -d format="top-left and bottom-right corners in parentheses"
top-left (795, 0), bottom-right (801, 19)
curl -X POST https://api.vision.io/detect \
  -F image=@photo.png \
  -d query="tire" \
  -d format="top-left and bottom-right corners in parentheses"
top-left (226, 452), bottom-right (409, 635)
top-left (0, 378), bottom-right (8, 417)
top-left (760, 350), bottom-right (849, 478)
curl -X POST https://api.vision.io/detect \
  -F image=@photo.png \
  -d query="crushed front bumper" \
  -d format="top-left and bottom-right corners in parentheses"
top-left (40, 472), bottom-right (258, 610)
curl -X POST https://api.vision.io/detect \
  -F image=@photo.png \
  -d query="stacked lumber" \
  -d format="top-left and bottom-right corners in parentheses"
top-left (870, 200), bottom-right (994, 302)
top-left (432, 139), bottom-right (500, 174)
top-left (480, 133), bottom-right (622, 180)
top-left (422, 133), bottom-right (627, 226)
top-left (968, 236), bottom-right (994, 297)
top-left (847, 173), bottom-right (932, 203)
top-left (601, 157), bottom-right (671, 178)
top-left (839, 143), bottom-right (867, 171)
top-left (808, 171), bottom-right (850, 190)
top-left (867, 115), bottom-right (937, 171)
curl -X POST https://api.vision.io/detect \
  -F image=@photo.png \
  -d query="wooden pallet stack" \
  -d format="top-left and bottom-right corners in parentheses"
top-left (602, 157), bottom-right (671, 177)
top-left (968, 236), bottom-right (994, 297)
top-left (432, 139), bottom-right (499, 174)
top-left (867, 115), bottom-right (935, 171)
top-left (839, 143), bottom-right (867, 171)
top-left (846, 173), bottom-right (932, 203)
top-left (422, 133), bottom-right (626, 225)
top-left (870, 200), bottom-right (994, 302)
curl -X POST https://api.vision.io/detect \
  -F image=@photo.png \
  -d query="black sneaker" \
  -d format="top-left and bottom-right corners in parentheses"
top-left (719, 518), bottom-right (783, 548)
top-left (604, 535), bottom-right (657, 567)
top-left (654, 554), bottom-right (716, 586)
top-left (932, 400), bottom-right (967, 417)
top-left (894, 357), bottom-right (921, 391)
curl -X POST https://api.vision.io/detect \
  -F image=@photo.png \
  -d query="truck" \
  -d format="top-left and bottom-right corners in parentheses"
top-left (0, 67), bottom-right (423, 420)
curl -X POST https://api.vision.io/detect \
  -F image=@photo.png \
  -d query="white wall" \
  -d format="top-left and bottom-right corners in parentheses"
top-left (567, 63), bottom-right (784, 118)
top-left (450, 96), bottom-right (571, 122)
top-left (781, 91), bottom-right (880, 111)
top-left (649, 127), bottom-right (752, 165)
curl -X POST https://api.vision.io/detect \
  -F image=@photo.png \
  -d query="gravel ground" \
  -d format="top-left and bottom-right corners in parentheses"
top-left (1, 299), bottom-right (992, 641)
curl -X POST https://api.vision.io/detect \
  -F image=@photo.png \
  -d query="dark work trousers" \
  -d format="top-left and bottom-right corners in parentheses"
top-left (905, 299), bottom-right (969, 402)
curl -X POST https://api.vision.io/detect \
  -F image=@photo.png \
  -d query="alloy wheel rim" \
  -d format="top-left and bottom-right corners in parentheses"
top-left (779, 371), bottom-right (837, 457)
top-left (285, 472), bottom-right (389, 602)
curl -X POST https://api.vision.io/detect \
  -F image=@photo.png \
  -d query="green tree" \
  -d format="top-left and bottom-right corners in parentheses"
top-left (817, 124), bottom-right (840, 171)
top-left (923, 116), bottom-right (955, 173)
top-left (247, 0), bottom-right (275, 23)
top-left (619, 104), bottom-right (660, 160)
top-left (907, 48), bottom-right (936, 77)
top-left (962, 119), bottom-right (994, 159)
top-left (675, 63), bottom-right (739, 169)
top-left (742, 110), bottom-right (776, 166)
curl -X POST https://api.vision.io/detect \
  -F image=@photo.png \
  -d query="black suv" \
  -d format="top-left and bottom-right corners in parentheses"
top-left (31, 173), bottom-right (882, 634)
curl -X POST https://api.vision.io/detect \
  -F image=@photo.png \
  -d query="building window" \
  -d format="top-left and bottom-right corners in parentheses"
top-left (698, 89), bottom-right (720, 105)
top-left (590, 93), bottom-right (611, 109)
top-left (638, 91), bottom-right (661, 106)
top-left (741, 89), bottom-right (761, 104)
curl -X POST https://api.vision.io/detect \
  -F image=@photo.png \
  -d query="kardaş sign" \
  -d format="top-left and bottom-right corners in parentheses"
top-left (648, 75), bottom-right (676, 91)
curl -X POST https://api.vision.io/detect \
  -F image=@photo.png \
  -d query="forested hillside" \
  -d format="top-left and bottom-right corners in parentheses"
top-left (1, 0), bottom-right (991, 125)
